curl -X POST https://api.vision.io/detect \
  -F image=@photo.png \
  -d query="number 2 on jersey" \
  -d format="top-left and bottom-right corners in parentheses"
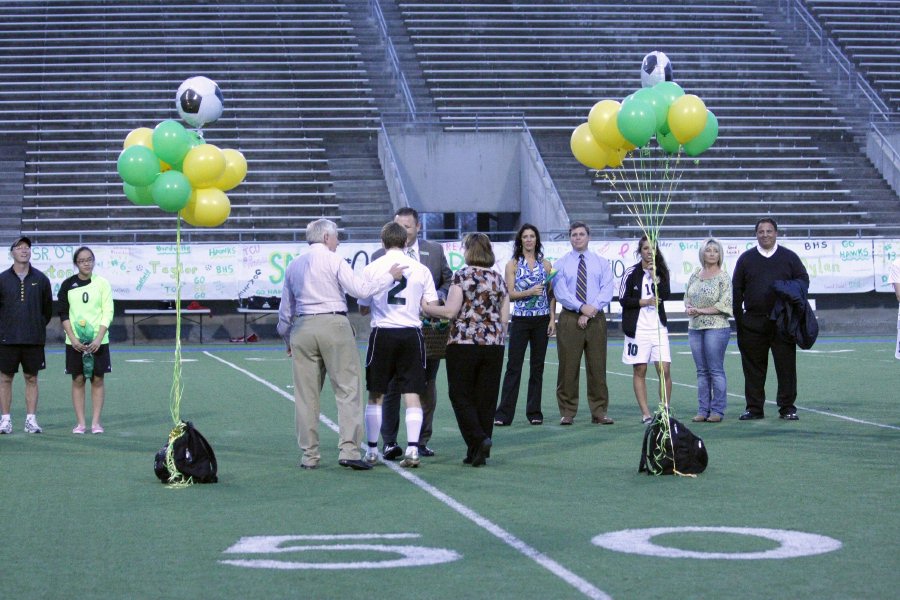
top-left (387, 277), bottom-right (407, 305)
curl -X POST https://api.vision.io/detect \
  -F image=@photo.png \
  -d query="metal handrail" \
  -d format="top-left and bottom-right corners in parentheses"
top-left (869, 121), bottom-right (900, 198)
top-left (370, 0), bottom-right (416, 120)
top-left (872, 122), bottom-right (900, 163)
top-left (521, 120), bottom-right (559, 198)
top-left (378, 121), bottom-right (411, 209)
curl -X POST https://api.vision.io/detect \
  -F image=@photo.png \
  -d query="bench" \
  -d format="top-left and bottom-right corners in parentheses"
top-left (124, 309), bottom-right (211, 344)
top-left (237, 308), bottom-right (280, 342)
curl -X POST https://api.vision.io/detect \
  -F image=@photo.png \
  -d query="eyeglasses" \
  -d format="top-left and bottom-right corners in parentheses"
top-left (76, 258), bottom-right (94, 264)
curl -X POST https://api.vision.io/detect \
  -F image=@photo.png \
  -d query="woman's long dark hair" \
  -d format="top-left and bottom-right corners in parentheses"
top-left (512, 223), bottom-right (543, 261)
top-left (637, 234), bottom-right (669, 282)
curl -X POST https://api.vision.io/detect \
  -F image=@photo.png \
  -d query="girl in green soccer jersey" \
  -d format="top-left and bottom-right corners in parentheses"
top-left (58, 247), bottom-right (114, 434)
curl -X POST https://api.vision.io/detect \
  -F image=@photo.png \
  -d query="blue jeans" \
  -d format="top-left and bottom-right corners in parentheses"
top-left (688, 327), bottom-right (730, 417)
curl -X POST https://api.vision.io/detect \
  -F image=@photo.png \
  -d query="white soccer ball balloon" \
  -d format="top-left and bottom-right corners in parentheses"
top-left (641, 51), bottom-right (673, 88)
top-left (176, 76), bottom-right (224, 129)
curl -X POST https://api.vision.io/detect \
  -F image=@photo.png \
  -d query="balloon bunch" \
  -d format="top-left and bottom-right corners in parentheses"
top-left (571, 54), bottom-right (718, 171)
top-left (571, 53), bottom-right (719, 464)
top-left (116, 77), bottom-right (246, 228)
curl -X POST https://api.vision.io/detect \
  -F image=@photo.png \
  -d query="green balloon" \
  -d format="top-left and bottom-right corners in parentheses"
top-left (123, 183), bottom-right (155, 206)
top-left (152, 120), bottom-right (191, 166)
top-left (653, 81), bottom-right (685, 107)
top-left (617, 99), bottom-right (656, 148)
top-left (150, 170), bottom-right (192, 212)
top-left (632, 87), bottom-right (667, 132)
top-left (656, 131), bottom-right (681, 155)
top-left (117, 145), bottom-right (160, 187)
top-left (683, 111), bottom-right (719, 157)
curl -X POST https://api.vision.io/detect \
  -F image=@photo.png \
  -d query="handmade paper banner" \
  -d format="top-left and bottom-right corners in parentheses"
top-left (23, 238), bottom-right (884, 301)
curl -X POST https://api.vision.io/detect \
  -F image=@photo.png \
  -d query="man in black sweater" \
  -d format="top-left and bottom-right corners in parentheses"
top-left (732, 219), bottom-right (809, 421)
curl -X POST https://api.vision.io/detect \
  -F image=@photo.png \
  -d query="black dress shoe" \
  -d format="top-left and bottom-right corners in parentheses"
top-left (738, 411), bottom-right (764, 420)
top-left (779, 412), bottom-right (799, 421)
top-left (339, 459), bottom-right (372, 470)
top-left (383, 443), bottom-right (403, 461)
top-left (419, 446), bottom-right (435, 457)
top-left (472, 437), bottom-right (492, 467)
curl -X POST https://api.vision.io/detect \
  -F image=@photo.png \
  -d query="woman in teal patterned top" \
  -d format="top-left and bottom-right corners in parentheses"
top-left (684, 238), bottom-right (733, 422)
top-left (494, 224), bottom-right (556, 426)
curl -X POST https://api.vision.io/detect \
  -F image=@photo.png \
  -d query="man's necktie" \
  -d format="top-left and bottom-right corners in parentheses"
top-left (407, 247), bottom-right (417, 261)
top-left (576, 253), bottom-right (587, 304)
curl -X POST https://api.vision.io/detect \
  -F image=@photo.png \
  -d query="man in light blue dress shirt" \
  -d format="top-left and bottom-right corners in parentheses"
top-left (552, 222), bottom-right (615, 425)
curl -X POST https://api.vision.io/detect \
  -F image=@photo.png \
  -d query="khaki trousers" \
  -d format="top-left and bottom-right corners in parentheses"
top-left (555, 310), bottom-right (610, 419)
top-left (290, 314), bottom-right (364, 465)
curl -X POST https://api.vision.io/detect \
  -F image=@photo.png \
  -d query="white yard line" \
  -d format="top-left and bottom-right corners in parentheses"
top-left (203, 350), bottom-right (612, 600)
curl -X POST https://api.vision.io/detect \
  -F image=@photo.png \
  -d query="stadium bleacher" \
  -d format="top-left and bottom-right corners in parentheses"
top-left (398, 0), bottom-right (896, 237)
top-left (0, 1), bottom-right (378, 243)
top-left (802, 0), bottom-right (900, 113)
top-left (0, 0), bottom-right (897, 242)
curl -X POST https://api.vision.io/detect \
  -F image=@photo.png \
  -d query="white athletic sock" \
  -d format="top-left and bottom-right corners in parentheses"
top-left (405, 407), bottom-right (423, 446)
top-left (365, 404), bottom-right (382, 447)
top-left (0, 414), bottom-right (9, 422)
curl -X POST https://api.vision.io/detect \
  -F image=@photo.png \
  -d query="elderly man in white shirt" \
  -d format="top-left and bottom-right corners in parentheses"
top-left (277, 219), bottom-right (405, 471)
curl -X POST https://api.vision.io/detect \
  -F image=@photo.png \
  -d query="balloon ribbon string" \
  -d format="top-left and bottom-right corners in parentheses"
top-left (170, 216), bottom-right (184, 426)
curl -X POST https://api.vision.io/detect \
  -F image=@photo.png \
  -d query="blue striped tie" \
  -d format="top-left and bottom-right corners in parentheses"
top-left (576, 254), bottom-right (587, 304)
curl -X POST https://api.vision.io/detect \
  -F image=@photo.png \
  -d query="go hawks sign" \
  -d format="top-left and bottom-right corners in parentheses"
top-left (22, 238), bottom-right (899, 301)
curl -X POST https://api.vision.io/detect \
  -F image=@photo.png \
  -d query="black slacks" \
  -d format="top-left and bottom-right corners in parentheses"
top-left (495, 315), bottom-right (550, 424)
top-left (737, 313), bottom-right (798, 416)
top-left (445, 343), bottom-right (505, 460)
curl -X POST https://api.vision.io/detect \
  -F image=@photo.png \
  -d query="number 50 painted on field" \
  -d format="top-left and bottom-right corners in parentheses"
top-left (219, 534), bottom-right (460, 570)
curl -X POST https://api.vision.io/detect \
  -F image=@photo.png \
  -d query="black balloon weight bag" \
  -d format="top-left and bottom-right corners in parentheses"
top-left (639, 413), bottom-right (708, 476)
top-left (154, 420), bottom-right (218, 484)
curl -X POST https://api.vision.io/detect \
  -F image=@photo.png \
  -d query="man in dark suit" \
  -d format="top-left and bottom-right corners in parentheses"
top-left (372, 207), bottom-right (451, 459)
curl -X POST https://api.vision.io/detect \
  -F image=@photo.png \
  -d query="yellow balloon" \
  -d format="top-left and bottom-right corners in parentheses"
top-left (187, 187), bottom-right (231, 227)
top-left (599, 117), bottom-right (628, 150)
top-left (607, 148), bottom-right (628, 168)
top-left (588, 100), bottom-right (625, 149)
top-left (213, 149), bottom-right (248, 191)
top-left (570, 123), bottom-right (608, 170)
top-left (182, 144), bottom-right (226, 188)
top-left (668, 94), bottom-right (708, 144)
top-left (123, 127), bottom-right (154, 150)
top-left (179, 192), bottom-right (200, 226)
top-left (588, 100), bottom-right (618, 137)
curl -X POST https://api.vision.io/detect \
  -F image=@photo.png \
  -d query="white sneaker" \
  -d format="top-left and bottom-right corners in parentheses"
top-left (24, 416), bottom-right (42, 433)
top-left (399, 446), bottom-right (420, 468)
top-left (364, 449), bottom-right (379, 465)
top-left (0, 419), bottom-right (11, 434)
